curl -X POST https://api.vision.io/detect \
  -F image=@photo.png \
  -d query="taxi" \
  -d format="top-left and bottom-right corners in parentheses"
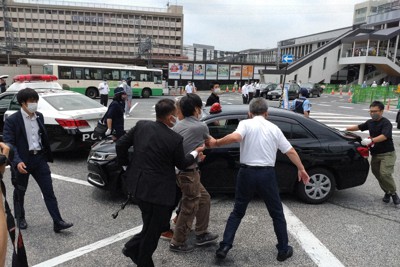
top-left (0, 74), bottom-right (107, 152)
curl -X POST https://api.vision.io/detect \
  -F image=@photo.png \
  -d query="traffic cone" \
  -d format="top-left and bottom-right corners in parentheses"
top-left (226, 86), bottom-right (229, 93)
top-left (348, 90), bottom-right (351, 96)
top-left (232, 87), bottom-right (236, 93)
top-left (386, 99), bottom-right (391, 110)
top-left (238, 87), bottom-right (241, 93)
top-left (348, 95), bottom-right (352, 103)
top-left (339, 88), bottom-right (342, 96)
top-left (331, 88), bottom-right (335, 95)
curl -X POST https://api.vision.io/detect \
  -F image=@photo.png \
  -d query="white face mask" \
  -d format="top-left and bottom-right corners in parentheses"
top-left (27, 102), bottom-right (38, 113)
top-left (213, 88), bottom-right (221, 94)
top-left (197, 109), bottom-right (203, 119)
top-left (169, 115), bottom-right (177, 128)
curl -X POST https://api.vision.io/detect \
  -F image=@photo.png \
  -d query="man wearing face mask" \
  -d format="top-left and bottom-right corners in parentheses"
top-left (169, 93), bottom-right (219, 253)
top-left (3, 88), bottom-right (73, 232)
top-left (346, 101), bottom-right (399, 207)
top-left (104, 87), bottom-right (127, 140)
top-left (116, 99), bottom-right (204, 266)
top-left (205, 81), bottom-right (221, 107)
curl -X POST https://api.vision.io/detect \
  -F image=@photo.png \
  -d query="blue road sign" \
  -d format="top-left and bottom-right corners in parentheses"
top-left (282, 54), bottom-right (293, 63)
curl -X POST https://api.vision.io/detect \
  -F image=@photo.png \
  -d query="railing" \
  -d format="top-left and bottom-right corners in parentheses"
top-left (352, 85), bottom-right (400, 108)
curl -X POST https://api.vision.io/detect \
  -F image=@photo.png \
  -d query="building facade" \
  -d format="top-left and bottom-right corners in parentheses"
top-left (0, 0), bottom-right (184, 64)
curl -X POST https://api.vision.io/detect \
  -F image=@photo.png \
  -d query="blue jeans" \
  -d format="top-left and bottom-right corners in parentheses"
top-left (220, 166), bottom-right (289, 253)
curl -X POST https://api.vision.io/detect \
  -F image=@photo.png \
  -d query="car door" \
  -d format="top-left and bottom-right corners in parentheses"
top-left (268, 116), bottom-right (321, 193)
top-left (200, 115), bottom-right (247, 193)
top-left (0, 93), bottom-right (16, 139)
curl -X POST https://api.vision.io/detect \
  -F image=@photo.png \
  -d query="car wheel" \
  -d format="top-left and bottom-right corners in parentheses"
top-left (296, 168), bottom-right (336, 204)
top-left (142, 88), bottom-right (151, 98)
top-left (309, 92), bottom-right (313, 98)
top-left (86, 87), bottom-right (98, 99)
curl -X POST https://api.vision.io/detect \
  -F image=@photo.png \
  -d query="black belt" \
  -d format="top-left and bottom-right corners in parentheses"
top-left (181, 167), bottom-right (199, 172)
top-left (29, 150), bottom-right (43, 155)
top-left (240, 164), bottom-right (273, 169)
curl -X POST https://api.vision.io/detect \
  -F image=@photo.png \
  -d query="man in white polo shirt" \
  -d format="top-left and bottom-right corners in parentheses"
top-left (207, 97), bottom-right (309, 262)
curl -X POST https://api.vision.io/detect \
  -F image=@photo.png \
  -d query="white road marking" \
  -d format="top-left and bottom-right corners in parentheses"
top-left (32, 226), bottom-right (143, 267)
top-left (51, 174), bottom-right (93, 187)
top-left (129, 102), bottom-right (138, 113)
top-left (283, 204), bottom-right (345, 267)
top-left (338, 106), bottom-right (353, 109)
top-left (316, 104), bottom-right (331, 106)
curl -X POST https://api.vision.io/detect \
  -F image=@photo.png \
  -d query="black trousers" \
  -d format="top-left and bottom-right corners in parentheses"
top-left (13, 154), bottom-right (63, 224)
top-left (124, 201), bottom-right (173, 267)
top-left (100, 94), bottom-right (108, 107)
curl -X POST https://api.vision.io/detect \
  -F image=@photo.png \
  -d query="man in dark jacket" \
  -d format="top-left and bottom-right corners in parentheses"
top-left (205, 81), bottom-right (221, 107)
top-left (105, 87), bottom-right (126, 140)
top-left (116, 98), bottom-right (204, 267)
top-left (3, 88), bottom-right (73, 232)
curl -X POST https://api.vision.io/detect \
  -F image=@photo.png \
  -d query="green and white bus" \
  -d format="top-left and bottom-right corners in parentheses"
top-left (43, 61), bottom-right (163, 98)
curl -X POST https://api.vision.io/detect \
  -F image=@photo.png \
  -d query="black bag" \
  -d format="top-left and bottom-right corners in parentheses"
top-left (93, 112), bottom-right (108, 140)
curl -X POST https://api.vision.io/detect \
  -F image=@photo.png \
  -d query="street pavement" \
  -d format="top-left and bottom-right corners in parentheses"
top-left (2, 91), bottom-right (400, 267)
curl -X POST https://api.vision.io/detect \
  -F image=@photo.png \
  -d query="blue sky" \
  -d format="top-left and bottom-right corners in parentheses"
top-left (50, 0), bottom-right (363, 51)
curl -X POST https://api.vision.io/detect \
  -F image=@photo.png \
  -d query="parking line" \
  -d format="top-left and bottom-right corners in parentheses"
top-left (283, 204), bottom-right (345, 267)
top-left (51, 174), bottom-right (93, 187)
top-left (32, 225), bottom-right (143, 267)
top-left (129, 102), bottom-right (138, 113)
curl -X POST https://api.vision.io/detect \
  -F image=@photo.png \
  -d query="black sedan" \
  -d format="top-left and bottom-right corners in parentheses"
top-left (300, 82), bottom-right (323, 98)
top-left (87, 105), bottom-right (370, 204)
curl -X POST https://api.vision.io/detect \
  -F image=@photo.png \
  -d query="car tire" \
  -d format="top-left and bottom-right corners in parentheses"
top-left (296, 168), bottom-right (336, 204)
top-left (309, 92), bottom-right (313, 98)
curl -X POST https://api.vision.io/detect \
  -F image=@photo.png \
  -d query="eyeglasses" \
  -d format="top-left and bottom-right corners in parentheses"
top-left (369, 110), bottom-right (382, 113)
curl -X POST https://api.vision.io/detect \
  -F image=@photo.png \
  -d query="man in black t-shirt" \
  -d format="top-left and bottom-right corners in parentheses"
top-left (205, 82), bottom-right (221, 107)
top-left (346, 101), bottom-right (399, 207)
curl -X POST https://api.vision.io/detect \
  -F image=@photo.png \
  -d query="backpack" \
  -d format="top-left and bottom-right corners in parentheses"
top-left (294, 98), bottom-right (305, 114)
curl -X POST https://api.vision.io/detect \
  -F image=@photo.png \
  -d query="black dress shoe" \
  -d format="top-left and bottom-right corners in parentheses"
top-left (122, 247), bottom-right (138, 264)
top-left (216, 245), bottom-right (231, 259)
top-left (19, 218), bottom-right (28, 230)
top-left (277, 246), bottom-right (293, 262)
top-left (54, 221), bottom-right (73, 233)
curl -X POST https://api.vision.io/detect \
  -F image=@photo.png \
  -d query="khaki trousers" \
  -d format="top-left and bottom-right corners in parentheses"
top-left (171, 170), bottom-right (211, 246)
top-left (371, 151), bottom-right (397, 194)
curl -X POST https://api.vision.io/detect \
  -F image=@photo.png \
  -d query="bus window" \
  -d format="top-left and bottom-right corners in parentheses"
top-left (43, 65), bottom-right (53, 75)
top-left (121, 70), bottom-right (137, 81)
top-left (74, 68), bottom-right (84, 79)
top-left (103, 69), bottom-right (120, 80)
top-left (138, 71), bottom-right (151, 82)
top-left (153, 71), bottom-right (162, 84)
top-left (59, 66), bottom-right (73, 79)
top-left (85, 68), bottom-right (102, 80)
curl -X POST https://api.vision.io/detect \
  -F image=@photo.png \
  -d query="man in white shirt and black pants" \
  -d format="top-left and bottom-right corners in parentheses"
top-left (99, 79), bottom-right (109, 107)
top-left (207, 97), bottom-right (310, 262)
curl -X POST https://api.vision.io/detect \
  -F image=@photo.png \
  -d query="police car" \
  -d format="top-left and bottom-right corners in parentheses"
top-left (0, 74), bottom-right (107, 152)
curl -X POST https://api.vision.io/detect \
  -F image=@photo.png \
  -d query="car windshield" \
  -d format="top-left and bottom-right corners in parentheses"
top-left (301, 83), bottom-right (313, 88)
top-left (43, 94), bottom-right (104, 111)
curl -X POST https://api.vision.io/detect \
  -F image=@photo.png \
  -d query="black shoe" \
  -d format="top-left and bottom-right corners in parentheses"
top-left (54, 221), bottom-right (73, 233)
top-left (216, 245), bottom-right (231, 259)
top-left (195, 232), bottom-right (219, 246)
top-left (169, 243), bottom-right (194, 253)
top-left (383, 193), bottom-right (391, 203)
top-left (392, 193), bottom-right (400, 207)
top-left (277, 246), bottom-right (293, 262)
top-left (122, 247), bottom-right (137, 264)
top-left (19, 218), bottom-right (28, 230)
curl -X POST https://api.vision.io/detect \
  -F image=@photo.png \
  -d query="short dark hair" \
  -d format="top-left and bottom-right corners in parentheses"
top-left (155, 98), bottom-right (176, 119)
top-left (370, 101), bottom-right (384, 110)
top-left (180, 93), bottom-right (202, 117)
top-left (17, 88), bottom-right (39, 105)
top-left (249, 98), bottom-right (268, 115)
top-left (210, 81), bottom-right (220, 89)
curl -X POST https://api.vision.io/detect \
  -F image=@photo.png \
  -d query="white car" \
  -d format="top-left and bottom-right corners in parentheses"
top-left (1, 74), bottom-right (107, 152)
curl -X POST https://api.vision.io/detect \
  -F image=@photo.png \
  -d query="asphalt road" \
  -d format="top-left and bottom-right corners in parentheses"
top-left (3, 91), bottom-right (400, 267)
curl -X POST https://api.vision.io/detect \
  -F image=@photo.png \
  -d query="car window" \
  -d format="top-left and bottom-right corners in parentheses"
top-left (9, 95), bottom-right (21, 110)
top-left (43, 94), bottom-right (104, 111)
top-left (270, 119), bottom-right (313, 140)
top-left (207, 117), bottom-right (243, 139)
top-left (0, 94), bottom-right (14, 109)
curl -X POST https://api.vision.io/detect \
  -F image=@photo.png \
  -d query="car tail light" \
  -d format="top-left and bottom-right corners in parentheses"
top-left (55, 118), bottom-right (90, 129)
top-left (356, 146), bottom-right (369, 158)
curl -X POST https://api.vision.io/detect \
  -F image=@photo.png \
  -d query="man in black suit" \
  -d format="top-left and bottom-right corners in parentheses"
top-left (3, 88), bottom-right (73, 232)
top-left (116, 98), bottom-right (204, 267)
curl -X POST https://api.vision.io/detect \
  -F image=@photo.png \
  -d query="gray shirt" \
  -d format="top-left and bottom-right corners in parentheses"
top-left (173, 116), bottom-right (209, 168)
